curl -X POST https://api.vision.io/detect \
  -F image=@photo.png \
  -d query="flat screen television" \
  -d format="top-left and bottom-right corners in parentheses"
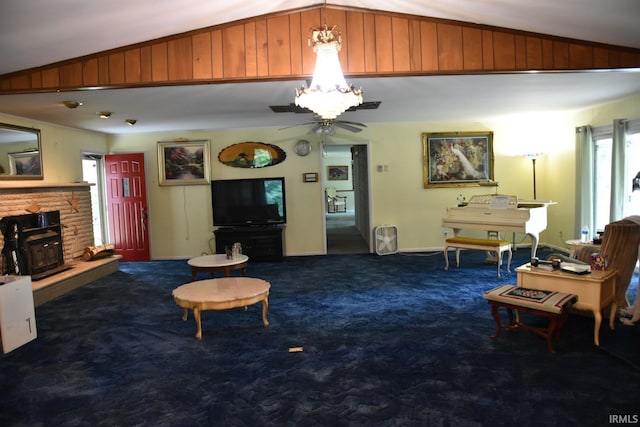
top-left (211, 177), bottom-right (287, 227)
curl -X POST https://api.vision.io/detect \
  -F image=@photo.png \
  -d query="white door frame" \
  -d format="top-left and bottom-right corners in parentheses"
top-left (320, 140), bottom-right (373, 254)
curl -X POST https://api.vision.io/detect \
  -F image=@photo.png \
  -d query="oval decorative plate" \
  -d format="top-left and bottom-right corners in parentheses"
top-left (218, 142), bottom-right (286, 168)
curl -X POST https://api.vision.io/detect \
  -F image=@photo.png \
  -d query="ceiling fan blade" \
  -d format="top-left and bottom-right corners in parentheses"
top-left (336, 120), bottom-right (367, 128)
top-left (279, 122), bottom-right (316, 131)
top-left (334, 122), bottom-right (364, 133)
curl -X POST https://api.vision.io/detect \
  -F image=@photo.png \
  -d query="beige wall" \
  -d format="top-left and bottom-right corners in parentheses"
top-left (3, 93), bottom-right (639, 259)
top-left (108, 115), bottom-right (576, 258)
top-left (108, 129), bottom-right (327, 258)
top-left (575, 95), bottom-right (640, 127)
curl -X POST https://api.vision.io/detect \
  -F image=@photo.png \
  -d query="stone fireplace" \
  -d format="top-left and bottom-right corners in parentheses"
top-left (0, 183), bottom-right (95, 276)
top-left (0, 183), bottom-right (119, 306)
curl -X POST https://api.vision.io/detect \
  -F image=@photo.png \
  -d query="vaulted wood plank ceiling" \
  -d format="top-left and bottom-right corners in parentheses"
top-left (0, 1), bottom-right (639, 134)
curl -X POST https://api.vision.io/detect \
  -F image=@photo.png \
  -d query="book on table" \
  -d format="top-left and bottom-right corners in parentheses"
top-left (561, 263), bottom-right (591, 275)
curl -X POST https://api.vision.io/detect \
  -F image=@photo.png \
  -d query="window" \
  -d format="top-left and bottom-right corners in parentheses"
top-left (593, 137), bottom-right (611, 231)
top-left (593, 121), bottom-right (640, 230)
top-left (82, 154), bottom-right (107, 246)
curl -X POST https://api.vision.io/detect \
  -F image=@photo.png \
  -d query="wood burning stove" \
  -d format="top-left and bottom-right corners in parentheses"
top-left (1, 211), bottom-right (68, 280)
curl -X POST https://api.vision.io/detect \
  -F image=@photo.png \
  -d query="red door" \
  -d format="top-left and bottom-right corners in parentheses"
top-left (105, 153), bottom-right (150, 261)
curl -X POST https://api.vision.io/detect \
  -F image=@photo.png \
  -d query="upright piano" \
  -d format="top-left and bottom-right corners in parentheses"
top-left (441, 194), bottom-right (554, 257)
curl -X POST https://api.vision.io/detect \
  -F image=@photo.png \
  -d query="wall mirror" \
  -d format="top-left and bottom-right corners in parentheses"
top-left (0, 123), bottom-right (43, 180)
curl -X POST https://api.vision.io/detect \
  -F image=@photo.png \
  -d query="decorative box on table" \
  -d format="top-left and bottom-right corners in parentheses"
top-left (590, 253), bottom-right (608, 271)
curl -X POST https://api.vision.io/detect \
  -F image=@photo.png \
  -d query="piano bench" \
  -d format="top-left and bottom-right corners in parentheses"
top-left (444, 237), bottom-right (512, 277)
top-left (483, 285), bottom-right (577, 352)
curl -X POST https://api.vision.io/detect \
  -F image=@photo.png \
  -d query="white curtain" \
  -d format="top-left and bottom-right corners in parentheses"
top-left (575, 125), bottom-right (594, 237)
top-left (627, 119), bottom-right (640, 196)
top-left (610, 119), bottom-right (627, 221)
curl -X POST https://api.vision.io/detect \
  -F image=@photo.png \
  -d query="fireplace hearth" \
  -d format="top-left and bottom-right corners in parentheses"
top-left (1, 211), bottom-right (69, 280)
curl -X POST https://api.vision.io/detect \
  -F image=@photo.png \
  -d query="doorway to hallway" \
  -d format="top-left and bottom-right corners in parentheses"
top-left (323, 143), bottom-right (371, 254)
top-left (326, 211), bottom-right (369, 254)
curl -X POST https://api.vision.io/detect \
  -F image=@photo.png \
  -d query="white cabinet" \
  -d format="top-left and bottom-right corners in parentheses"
top-left (0, 275), bottom-right (37, 353)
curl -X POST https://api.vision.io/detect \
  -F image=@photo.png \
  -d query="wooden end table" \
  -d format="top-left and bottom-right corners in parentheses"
top-left (172, 277), bottom-right (270, 339)
top-left (187, 254), bottom-right (249, 280)
top-left (515, 264), bottom-right (616, 346)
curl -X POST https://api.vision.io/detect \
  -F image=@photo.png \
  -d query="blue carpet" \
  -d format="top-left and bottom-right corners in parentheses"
top-left (1, 248), bottom-right (639, 426)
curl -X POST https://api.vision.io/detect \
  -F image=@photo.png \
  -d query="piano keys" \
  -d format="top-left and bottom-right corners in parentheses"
top-left (442, 194), bottom-right (555, 257)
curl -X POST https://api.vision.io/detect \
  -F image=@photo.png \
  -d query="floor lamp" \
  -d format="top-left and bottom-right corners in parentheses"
top-left (524, 153), bottom-right (544, 200)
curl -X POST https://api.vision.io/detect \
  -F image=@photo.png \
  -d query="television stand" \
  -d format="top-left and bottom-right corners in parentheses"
top-left (214, 227), bottom-right (283, 262)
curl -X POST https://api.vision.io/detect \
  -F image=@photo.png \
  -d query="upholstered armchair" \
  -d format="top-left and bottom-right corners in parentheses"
top-left (599, 216), bottom-right (640, 309)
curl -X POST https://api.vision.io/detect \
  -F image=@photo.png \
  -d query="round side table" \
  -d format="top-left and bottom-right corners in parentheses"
top-left (565, 239), bottom-right (601, 259)
top-left (187, 254), bottom-right (249, 280)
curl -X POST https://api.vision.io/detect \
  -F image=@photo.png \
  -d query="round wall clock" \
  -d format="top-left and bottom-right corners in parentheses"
top-left (294, 139), bottom-right (312, 156)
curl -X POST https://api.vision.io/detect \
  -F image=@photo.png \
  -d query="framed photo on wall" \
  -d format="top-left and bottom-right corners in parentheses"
top-left (303, 172), bottom-right (319, 183)
top-left (327, 165), bottom-right (348, 181)
top-left (422, 131), bottom-right (494, 188)
top-left (8, 150), bottom-right (41, 175)
top-left (158, 140), bottom-right (210, 186)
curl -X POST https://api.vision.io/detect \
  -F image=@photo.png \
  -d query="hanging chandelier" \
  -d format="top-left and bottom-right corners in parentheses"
top-left (294, 25), bottom-right (363, 120)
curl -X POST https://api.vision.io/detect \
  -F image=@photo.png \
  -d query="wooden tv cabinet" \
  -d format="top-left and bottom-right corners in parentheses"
top-left (214, 227), bottom-right (283, 262)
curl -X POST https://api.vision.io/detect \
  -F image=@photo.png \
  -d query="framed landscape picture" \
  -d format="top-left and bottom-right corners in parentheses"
top-left (422, 131), bottom-right (494, 188)
top-left (8, 150), bottom-right (41, 176)
top-left (158, 140), bottom-right (210, 186)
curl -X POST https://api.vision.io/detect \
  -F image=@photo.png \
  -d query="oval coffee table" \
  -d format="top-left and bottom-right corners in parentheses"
top-left (187, 254), bottom-right (249, 280)
top-left (172, 277), bottom-right (270, 339)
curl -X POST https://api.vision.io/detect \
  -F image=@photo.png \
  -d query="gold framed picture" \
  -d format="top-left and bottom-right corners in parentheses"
top-left (158, 140), bottom-right (210, 186)
top-left (422, 131), bottom-right (494, 188)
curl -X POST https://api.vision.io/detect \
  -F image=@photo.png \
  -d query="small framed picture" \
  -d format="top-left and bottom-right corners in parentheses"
top-left (303, 172), bottom-right (318, 183)
top-left (157, 140), bottom-right (210, 186)
top-left (327, 165), bottom-right (348, 181)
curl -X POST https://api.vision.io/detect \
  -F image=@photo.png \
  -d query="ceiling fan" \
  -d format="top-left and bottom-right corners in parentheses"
top-left (280, 118), bottom-right (367, 135)
top-left (271, 101), bottom-right (379, 135)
